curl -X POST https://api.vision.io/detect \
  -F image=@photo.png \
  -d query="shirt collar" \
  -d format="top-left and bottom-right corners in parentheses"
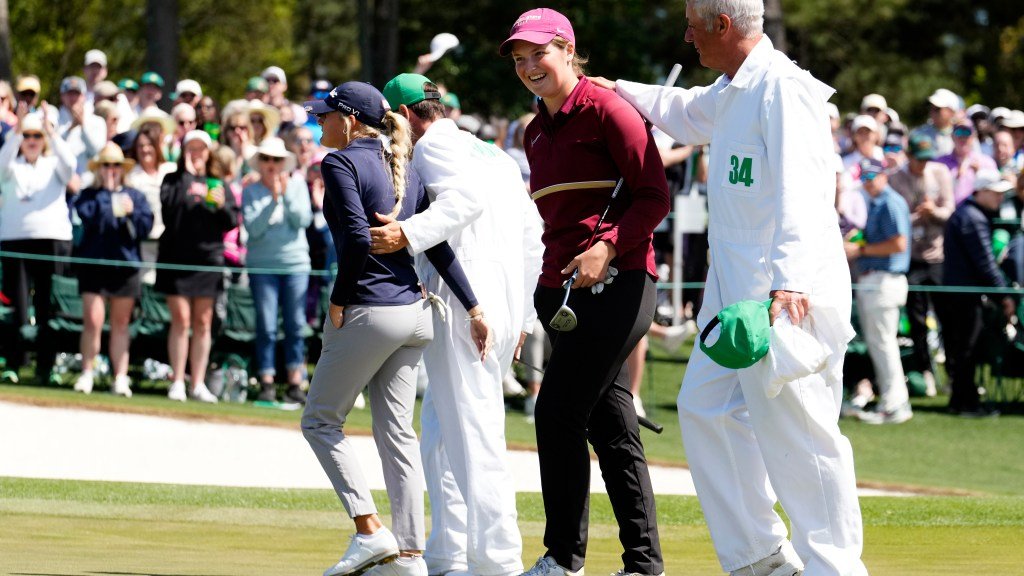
top-left (726, 35), bottom-right (773, 90)
top-left (346, 136), bottom-right (383, 151)
top-left (538, 76), bottom-right (590, 128)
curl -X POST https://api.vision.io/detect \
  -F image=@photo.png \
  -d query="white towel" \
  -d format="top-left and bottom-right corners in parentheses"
top-left (765, 301), bottom-right (856, 399)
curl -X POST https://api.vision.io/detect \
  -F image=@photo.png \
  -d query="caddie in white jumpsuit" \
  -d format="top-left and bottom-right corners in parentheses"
top-left (596, 2), bottom-right (868, 575)
top-left (372, 74), bottom-right (545, 576)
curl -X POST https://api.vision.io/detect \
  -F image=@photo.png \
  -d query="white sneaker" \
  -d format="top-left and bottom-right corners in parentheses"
top-left (167, 380), bottom-right (187, 402)
top-left (190, 382), bottom-right (219, 403)
top-left (503, 371), bottom-right (526, 397)
top-left (354, 391), bottom-right (366, 410)
top-left (859, 402), bottom-right (913, 425)
top-left (662, 320), bottom-right (698, 351)
top-left (111, 375), bottom-right (132, 398)
top-left (323, 528), bottom-right (400, 576)
top-left (610, 571), bottom-right (665, 576)
top-left (522, 556), bottom-right (582, 576)
top-left (73, 372), bottom-right (94, 394)
top-left (632, 395), bottom-right (646, 418)
top-left (365, 556), bottom-right (428, 576)
top-left (729, 541), bottom-right (803, 576)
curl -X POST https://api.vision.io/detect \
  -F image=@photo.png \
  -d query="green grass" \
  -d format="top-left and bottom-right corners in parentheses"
top-left (2, 477), bottom-right (1023, 575)
top-left (3, 343), bottom-right (1024, 496)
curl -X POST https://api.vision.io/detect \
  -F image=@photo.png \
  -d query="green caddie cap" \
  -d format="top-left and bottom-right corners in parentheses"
top-left (699, 299), bottom-right (773, 370)
top-left (441, 92), bottom-right (461, 110)
top-left (383, 73), bottom-right (442, 109)
top-left (139, 71), bottom-right (165, 88)
top-left (246, 76), bottom-right (269, 93)
top-left (117, 78), bottom-right (140, 92)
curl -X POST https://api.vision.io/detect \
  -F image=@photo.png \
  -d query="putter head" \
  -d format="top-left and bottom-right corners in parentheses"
top-left (549, 305), bottom-right (578, 331)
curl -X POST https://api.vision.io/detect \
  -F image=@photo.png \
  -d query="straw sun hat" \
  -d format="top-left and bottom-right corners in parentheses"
top-left (88, 142), bottom-right (136, 172)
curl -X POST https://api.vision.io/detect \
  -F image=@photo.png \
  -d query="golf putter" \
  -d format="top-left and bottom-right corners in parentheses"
top-left (549, 269), bottom-right (579, 331)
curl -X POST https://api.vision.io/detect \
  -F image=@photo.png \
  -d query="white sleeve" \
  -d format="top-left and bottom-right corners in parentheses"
top-left (48, 131), bottom-right (78, 184)
top-left (81, 115), bottom-right (107, 158)
top-left (402, 135), bottom-right (484, 254)
top-left (520, 192), bottom-right (545, 333)
top-left (615, 79), bottom-right (717, 147)
top-left (764, 77), bottom-right (835, 294)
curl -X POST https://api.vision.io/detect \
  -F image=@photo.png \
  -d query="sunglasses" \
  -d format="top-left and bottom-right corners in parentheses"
top-left (266, 77), bottom-right (281, 84)
top-left (250, 116), bottom-right (265, 124)
top-left (883, 145), bottom-right (903, 153)
top-left (258, 154), bottom-right (284, 163)
top-left (952, 128), bottom-right (973, 138)
top-left (295, 137), bottom-right (314, 144)
top-left (17, 91), bottom-right (36, 100)
top-left (178, 119), bottom-right (196, 126)
top-left (22, 132), bottom-right (44, 140)
top-left (860, 172), bottom-right (880, 182)
top-left (101, 162), bottom-right (122, 168)
top-left (227, 124), bottom-right (248, 131)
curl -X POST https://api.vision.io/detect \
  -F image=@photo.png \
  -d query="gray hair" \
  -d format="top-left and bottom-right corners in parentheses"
top-left (688, 0), bottom-right (764, 38)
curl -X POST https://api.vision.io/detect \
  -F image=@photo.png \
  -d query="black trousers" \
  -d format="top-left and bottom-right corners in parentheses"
top-left (0, 238), bottom-right (72, 377)
top-left (534, 270), bottom-right (663, 574)
top-left (934, 292), bottom-right (984, 411)
top-left (905, 260), bottom-right (943, 373)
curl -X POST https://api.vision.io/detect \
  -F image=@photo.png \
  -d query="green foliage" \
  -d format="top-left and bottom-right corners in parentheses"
top-left (784, 0), bottom-right (1024, 124)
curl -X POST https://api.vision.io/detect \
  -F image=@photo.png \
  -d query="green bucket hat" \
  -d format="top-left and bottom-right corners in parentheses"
top-left (699, 299), bottom-right (773, 370)
top-left (383, 73), bottom-right (441, 109)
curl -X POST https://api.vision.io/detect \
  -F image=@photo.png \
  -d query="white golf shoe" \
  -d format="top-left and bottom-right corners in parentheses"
top-left (73, 372), bottom-right (94, 394)
top-left (110, 375), bottom-right (132, 398)
top-left (364, 556), bottom-right (427, 576)
top-left (729, 541), bottom-right (803, 576)
top-left (323, 527), bottom-right (400, 576)
top-left (609, 570), bottom-right (664, 576)
top-left (167, 380), bottom-right (187, 402)
top-left (189, 382), bottom-right (219, 403)
top-left (522, 556), bottom-right (583, 576)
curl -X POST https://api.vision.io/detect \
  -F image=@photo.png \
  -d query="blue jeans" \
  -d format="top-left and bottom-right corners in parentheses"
top-left (250, 272), bottom-right (308, 378)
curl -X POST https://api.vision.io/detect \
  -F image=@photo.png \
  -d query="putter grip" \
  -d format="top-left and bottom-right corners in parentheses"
top-left (638, 415), bottom-right (664, 434)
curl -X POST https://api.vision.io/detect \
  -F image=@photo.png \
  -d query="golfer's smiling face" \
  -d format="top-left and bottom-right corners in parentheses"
top-left (511, 39), bottom-right (573, 101)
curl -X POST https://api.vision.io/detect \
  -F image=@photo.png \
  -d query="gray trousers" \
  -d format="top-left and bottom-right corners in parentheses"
top-left (302, 299), bottom-right (433, 550)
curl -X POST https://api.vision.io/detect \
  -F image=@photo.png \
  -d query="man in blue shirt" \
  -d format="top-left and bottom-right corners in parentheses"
top-left (844, 158), bottom-right (914, 424)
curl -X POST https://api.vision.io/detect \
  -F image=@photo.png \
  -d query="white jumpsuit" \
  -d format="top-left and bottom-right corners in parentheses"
top-left (400, 118), bottom-right (544, 576)
top-left (616, 36), bottom-right (868, 576)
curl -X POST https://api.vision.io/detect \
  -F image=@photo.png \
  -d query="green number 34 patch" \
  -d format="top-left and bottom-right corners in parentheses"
top-left (728, 155), bottom-right (755, 187)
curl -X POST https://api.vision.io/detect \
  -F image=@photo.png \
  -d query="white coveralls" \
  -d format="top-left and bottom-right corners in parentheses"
top-left (400, 118), bottom-right (544, 576)
top-left (616, 36), bottom-right (868, 576)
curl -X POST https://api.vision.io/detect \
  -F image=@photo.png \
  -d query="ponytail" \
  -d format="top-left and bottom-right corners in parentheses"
top-left (382, 111), bottom-right (412, 218)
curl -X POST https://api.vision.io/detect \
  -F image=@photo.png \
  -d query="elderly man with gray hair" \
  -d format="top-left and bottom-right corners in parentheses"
top-left (591, 1), bottom-right (869, 575)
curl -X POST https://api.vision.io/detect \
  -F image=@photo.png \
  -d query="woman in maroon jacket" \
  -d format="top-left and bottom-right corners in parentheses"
top-left (501, 8), bottom-right (670, 576)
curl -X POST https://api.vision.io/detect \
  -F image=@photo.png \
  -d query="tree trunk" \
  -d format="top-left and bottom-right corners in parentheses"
top-left (764, 0), bottom-right (786, 54)
top-left (372, 0), bottom-right (398, 88)
top-left (146, 0), bottom-right (179, 109)
top-left (358, 0), bottom-right (373, 83)
top-left (0, 0), bottom-right (11, 81)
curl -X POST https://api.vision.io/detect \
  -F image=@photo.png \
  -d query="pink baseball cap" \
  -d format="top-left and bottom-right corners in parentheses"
top-left (499, 8), bottom-right (575, 56)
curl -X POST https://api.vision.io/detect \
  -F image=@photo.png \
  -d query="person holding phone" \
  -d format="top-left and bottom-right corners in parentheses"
top-left (156, 130), bottom-right (239, 403)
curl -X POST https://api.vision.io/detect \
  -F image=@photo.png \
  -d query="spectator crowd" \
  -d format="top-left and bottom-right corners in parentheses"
top-left (0, 48), bottom-right (1021, 419)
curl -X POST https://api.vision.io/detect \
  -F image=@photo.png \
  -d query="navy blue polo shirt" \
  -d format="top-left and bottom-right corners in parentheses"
top-left (321, 137), bottom-right (477, 309)
top-left (859, 186), bottom-right (911, 274)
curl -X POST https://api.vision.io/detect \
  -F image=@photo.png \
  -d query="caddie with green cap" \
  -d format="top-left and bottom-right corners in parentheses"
top-left (367, 71), bottom-right (544, 576)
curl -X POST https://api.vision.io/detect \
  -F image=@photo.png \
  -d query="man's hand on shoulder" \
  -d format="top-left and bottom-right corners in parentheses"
top-left (589, 77), bottom-right (617, 91)
top-left (369, 212), bottom-right (409, 254)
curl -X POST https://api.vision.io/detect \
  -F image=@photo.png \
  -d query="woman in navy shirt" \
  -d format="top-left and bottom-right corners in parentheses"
top-left (300, 82), bottom-right (490, 576)
top-left (72, 142), bottom-right (154, 397)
